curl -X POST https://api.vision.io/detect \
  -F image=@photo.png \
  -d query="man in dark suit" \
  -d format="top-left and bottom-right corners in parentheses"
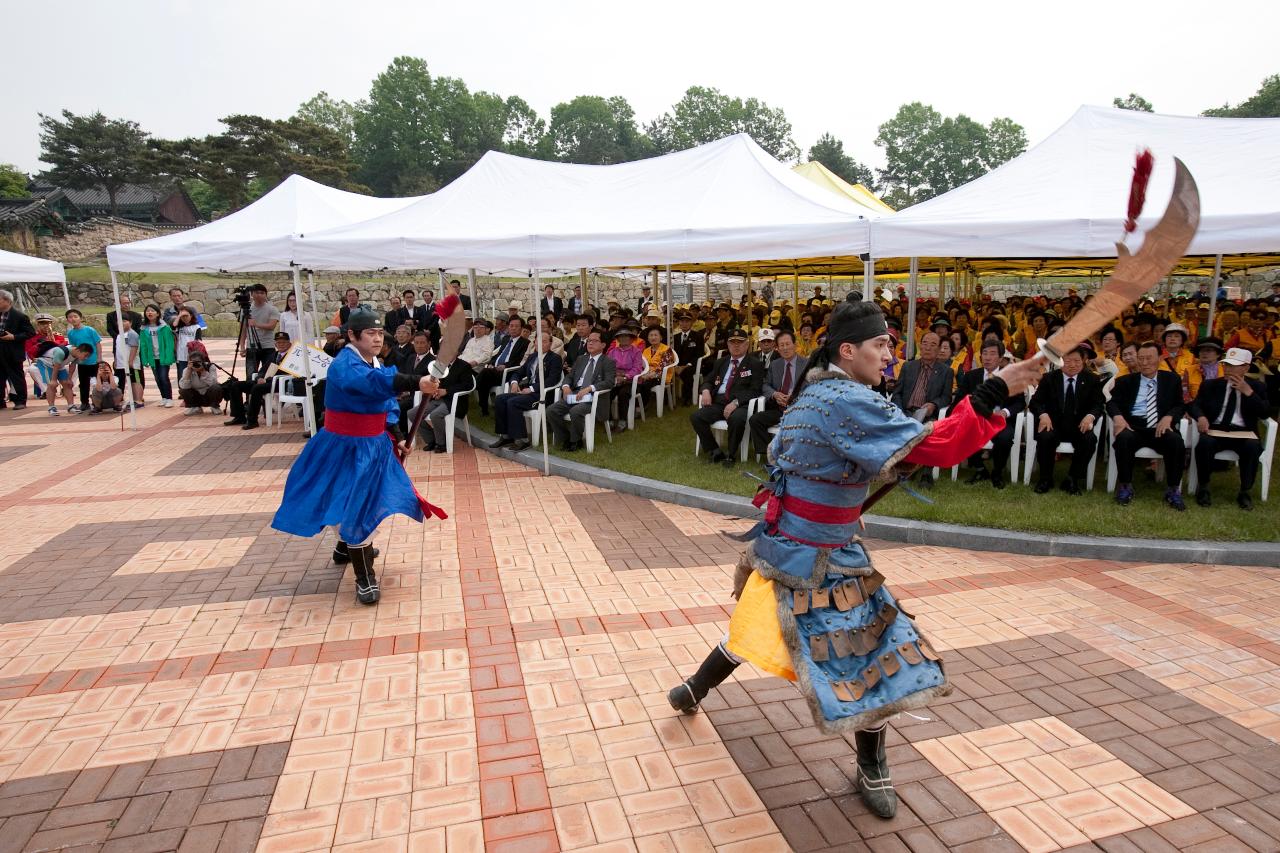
top-left (447, 280), bottom-right (472, 312)
top-left (399, 289), bottom-right (431, 332)
top-left (670, 312), bottom-right (705, 406)
top-left (890, 332), bottom-right (953, 422)
top-left (105, 293), bottom-right (144, 342)
top-left (563, 315), bottom-right (593, 372)
top-left (383, 296), bottom-right (404, 335)
top-left (0, 290), bottom-right (35, 408)
top-left (415, 359), bottom-right (474, 453)
top-left (546, 330), bottom-right (615, 451)
top-left (477, 316), bottom-right (529, 416)
top-left (692, 327), bottom-right (765, 466)
top-left (1029, 346), bottom-right (1105, 495)
top-left (636, 285), bottom-right (654, 317)
top-left (954, 341), bottom-right (1025, 489)
top-left (539, 285), bottom-right (565, 321)
top-left (568, 285), bottom-right (589, 318)
top-left (1190, 347), bottom-right (1268, 510)
top-left (1107, 341), bottom-right (1187, 509)
top-left (396, 330), bottom-right (436, 424)
top-left (749, 330), bottom-right (806, 458)
top-left (490, 334), bottom-right (565, 452)
top-left (222, 331), bottom-right (295, 430)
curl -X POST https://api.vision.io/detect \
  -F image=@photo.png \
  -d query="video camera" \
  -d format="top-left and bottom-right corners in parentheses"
top-left (231, 285), bottom-right (253, 317)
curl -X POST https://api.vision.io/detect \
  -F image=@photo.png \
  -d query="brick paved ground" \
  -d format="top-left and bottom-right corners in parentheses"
top-left (0, 351), bottom-right (1278, 851)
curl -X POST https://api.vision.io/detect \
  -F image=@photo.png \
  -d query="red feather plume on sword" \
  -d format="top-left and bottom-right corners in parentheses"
top-left (859, 150), bottom-right (1201, 515)
top-left (398, 293), bottom-right (466, 464)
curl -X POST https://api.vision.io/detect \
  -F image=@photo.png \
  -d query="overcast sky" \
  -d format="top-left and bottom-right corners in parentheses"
top-left (3, 0), bottom-right (1275, 179)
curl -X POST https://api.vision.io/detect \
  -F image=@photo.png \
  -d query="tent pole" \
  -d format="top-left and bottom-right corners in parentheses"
top-left (109, 270), bottom-right (138, 432)
top-left (307, 272), bottom-right (320, 344)
top-left (291, 267), bottom-right (317, 437)
top-left (703, 272), bottom-right (709, 304)
top-left (665, 264), bottom-right (672, 333)
top-left (61, 280), bottom-right (71, 311)
top-left (939, 261), bottom-right (946, 304)
top-left (592, 269), bottom-right (599, 316)
top-left (863, 257), bottom-right (874, 302)
top-left (467, 268), bottom-right (478, 319)
top-left (794, 269), bottom-right (800, 321)
top-left (745, 264), bottom-right (754, 346)
top-left (1206, 254), bottom-right (1223, 338)
top-left (906, 258), bottom-right (919, 360)
top-left (532, 270), bottom-right (549, 475)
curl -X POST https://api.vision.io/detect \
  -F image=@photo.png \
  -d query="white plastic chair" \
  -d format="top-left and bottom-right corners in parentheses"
top-left (441, 376), bottom-right (477, 454)
top-left (1187, 417), bottom-right (1276, 501)
top-left (561, 389), bottom-right (612, 453)
top-left (948, 411), bottom-right (1026, 482)
top-left (624, 370), bottom-right (646, 431)
top-left (1105, 416), bottom-right (1195, 492)
top-left (689, 355), bottom-right (706, 406)
top-left (695, 396), bottom-right (763, 462)
top-left (268, 374), bottom-right (313, 432)
top-left (487, 363), bottom-right (523, 409)
top-left (1023, 412), bottom-right (1104, 489)
top-left (523, 387), bottom-right (562, 448)
top-left (648, 355), bottom-right (679, 419)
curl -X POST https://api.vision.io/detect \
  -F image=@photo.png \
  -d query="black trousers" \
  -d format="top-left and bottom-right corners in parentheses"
top-left (76, 361), bottom-right (97, 408)
top-left (244, 346), bottom-right (274, 381)
top-left (1194, 433), bottom-right (1262, 492)
top-left (691, 397), bottom-right (750, 456)
top-left (494, 391), bottom-right (547, 440)
top-left (0, 344), bottom-right (27, 404)
top-left (222, 378), bottom-right (271, 423)
top-left (1034, 426), bottom-right (1098, 483)
top-left (1113, 424), bottom-right (1185, 486)
top-left (749, 406), bottom-right (783, 456)
top-left (968, 417), bottom-right (1019, 476)
top-left (477, 365), bottom-right (514, 414)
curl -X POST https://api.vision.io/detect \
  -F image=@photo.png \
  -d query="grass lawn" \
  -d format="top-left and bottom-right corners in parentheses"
top-left (470, 400), bottom-right (1278, 542)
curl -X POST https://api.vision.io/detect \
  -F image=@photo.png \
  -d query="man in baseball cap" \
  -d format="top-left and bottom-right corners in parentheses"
top-left (1190, 346), bottom-right (1267, 510)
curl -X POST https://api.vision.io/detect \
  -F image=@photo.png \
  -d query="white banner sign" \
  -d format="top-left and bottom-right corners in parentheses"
top-left (278, 343), bottom-right (333, 381)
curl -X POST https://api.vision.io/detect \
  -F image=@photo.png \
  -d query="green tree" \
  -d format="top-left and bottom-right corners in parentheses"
top-left (296, 91), bottom-right (357, 147)
top-left (874, 103), bottom-right (1027, 208)
top-left (807, 133), bottom-right (874, 187)
top-left (155, 115), bottom-right (365, 211)
top-left (0, 164), bottom-right (29, 199)
top-left (353, 57), bottom-right (444, 195)
top-left (37, 110), bottom-right (153, 215)
top-left (984, 117), bottom-right (1028, 168)
top-left (648, 86), bottom-right (800, 160)
top-left (1112, 93), bottom-right (1154, 112)
top-left (544, 95), bottom-right (653, 164)
top-left (1204, 73), bottom-right (1280, 117)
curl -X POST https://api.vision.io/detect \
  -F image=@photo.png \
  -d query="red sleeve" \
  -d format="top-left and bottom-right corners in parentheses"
top-left (903, 396), bottom-right (1005, 468)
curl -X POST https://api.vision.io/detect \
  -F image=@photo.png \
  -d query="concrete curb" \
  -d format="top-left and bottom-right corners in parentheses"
top-left (463, 424), bottom-right (1279, 569)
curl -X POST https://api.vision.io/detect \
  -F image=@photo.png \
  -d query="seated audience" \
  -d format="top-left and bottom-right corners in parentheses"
top-left (954, 341), bottom-right (1025, 489)
top-left (1107, 341), bottom-right (1187, 509)
top-left (890, 332), bottom-right (953, 422)
top-left (223, 331), bottom-right (293, 430)
top-left (546, 330), bottom-right (615, 451)
top-left (459, 319), bottom-right (496, 369)
top-left (478, 316), bottom-right (529, 416)
top-left (409, 359), bottom-right (474, 453)
top-left (749, 329), bottom-right (806, 458)
top-left (1029, 346), bottom-right (1104, 495)
top-left (490, 333), bottom-right (564, 452)
top-left (1190, 347), bottom-right (1268, 510)
top-left (607, 326), bottom-right (646, 430)
top-left (691, 327), bottom-right (764, 466)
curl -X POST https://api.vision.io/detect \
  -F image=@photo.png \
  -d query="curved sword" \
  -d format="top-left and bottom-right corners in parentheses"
top-left (1037, 157), bottom-right (1201, 366)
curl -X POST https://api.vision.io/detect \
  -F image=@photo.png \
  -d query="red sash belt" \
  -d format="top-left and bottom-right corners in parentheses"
top-left (325, 410), bottom-right (387, 437)
top-left (780, 494), bottom-right (862, 525)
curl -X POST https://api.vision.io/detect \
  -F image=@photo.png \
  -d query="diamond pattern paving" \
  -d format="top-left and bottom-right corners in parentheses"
top-left (0, 354), bottom-right (1277, 851)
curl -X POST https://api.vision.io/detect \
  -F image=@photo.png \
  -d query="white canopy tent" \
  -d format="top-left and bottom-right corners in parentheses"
top-left (106, 175), bottom-right (423, 433)
top-left (0, 249), bottom-right (68, 309)
top-left (293, 133), bottom-right (874, 271)
top-left (871, 105), bottom-right (1280, 259)
top-left (871, 105), bottom-right (1280, 356)
top-left (106, 174), bottom-right (421, 273)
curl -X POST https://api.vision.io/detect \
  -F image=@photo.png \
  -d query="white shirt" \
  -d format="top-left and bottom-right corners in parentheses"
top-left (1130, 373), bottom-right (1157, 418)
top-left (459, 334), bottom-right (495, 367)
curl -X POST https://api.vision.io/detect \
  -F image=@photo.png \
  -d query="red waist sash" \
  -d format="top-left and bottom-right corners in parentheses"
top-left (324, 410), bottom-right (387, 437)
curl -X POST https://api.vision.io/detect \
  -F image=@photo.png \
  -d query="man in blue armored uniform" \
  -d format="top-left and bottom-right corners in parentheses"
top-left (666, 300), bottom-right (1044, 818)
top-left (272, 308), bottom-right (446, 606)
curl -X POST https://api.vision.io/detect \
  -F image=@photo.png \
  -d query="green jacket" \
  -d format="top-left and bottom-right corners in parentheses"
top-left (138, 323), bottom-right (176, 366)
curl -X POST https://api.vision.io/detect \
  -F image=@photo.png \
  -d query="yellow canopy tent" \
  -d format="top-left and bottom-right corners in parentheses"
top-left (792, 161), bottom-right (895, 215)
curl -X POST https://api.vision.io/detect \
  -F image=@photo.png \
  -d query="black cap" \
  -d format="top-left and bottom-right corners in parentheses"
top-left (726, 327), bottom-right (749, 341)
top-left (930, 313), bottom-right (951, 330)
top-left (1195, 336), bottom-right (1225, 353)
top-left (345, 308), bottom-right (383, 334)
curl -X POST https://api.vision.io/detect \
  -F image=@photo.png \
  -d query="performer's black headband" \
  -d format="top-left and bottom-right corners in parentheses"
top-left (827, 312), bottom-right (889, 348)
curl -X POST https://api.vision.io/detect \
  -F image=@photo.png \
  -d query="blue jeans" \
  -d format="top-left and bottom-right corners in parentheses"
top-left (151, 364), bottom-right (173, 400)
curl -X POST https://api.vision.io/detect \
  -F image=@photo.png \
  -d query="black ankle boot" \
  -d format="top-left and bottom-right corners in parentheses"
top-left (855, 724), bottom-right (897, 818)
top-left (333, 540), bottom-right (379, 565)
top-left (349, 544), bottom-right (380, 605)
top-left (667, 644), bottom-right (740, 714)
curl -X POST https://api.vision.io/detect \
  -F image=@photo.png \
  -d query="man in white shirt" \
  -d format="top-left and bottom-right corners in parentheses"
top-left (459, 319), bottom-right (496, 368)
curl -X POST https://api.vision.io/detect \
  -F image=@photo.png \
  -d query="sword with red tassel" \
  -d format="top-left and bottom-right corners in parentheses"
top-left (398, 292), bottom-right (466, 462)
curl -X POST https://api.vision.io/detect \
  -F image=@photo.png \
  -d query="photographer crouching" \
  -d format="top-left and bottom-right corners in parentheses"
top-left (177, 351), bottom-right (223, 414)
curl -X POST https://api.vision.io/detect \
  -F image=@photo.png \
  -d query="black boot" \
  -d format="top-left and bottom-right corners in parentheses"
top-left (349, 543), bottom-right (380, 605)
top-left (855, 724), bottom-right (897, 818)
top-left (667, 644), bottom-right (740, 714)
top-left (332, 540), bottom-right (380, 565)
